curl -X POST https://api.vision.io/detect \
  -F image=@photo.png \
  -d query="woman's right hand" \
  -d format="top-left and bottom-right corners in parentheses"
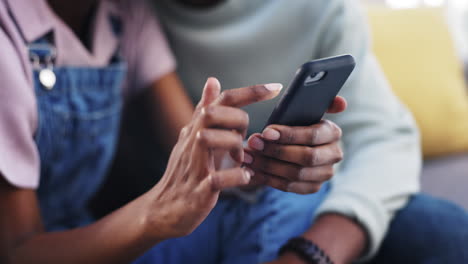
top-left (0, 77), bottom-right (281, 264)
top-left (145, 77), bottom-right (282, 240)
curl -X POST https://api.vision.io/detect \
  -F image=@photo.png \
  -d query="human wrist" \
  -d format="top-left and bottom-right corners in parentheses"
top-left (138, 187), bottom-right (176, 243)
top-left (278, 251), bottom-right (309, 264)
top-left (279, 237), bottom-right (334, 264)
top-left (302, 213), bottom-right (368, 264)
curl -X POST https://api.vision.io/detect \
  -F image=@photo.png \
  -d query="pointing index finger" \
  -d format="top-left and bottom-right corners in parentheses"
top-left (215, 83), bottom-right (283, 108)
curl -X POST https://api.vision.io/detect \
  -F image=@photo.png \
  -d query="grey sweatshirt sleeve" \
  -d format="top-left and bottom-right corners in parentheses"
top-left (313, 0), bottom-right (422, 260)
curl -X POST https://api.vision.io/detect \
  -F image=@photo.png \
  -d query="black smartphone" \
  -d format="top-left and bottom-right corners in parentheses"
top-left (265, 55), bottom-right (356, 127)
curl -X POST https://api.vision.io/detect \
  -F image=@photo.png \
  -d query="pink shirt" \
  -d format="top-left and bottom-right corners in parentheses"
top-left (0, 0), bottom-right (176, 189)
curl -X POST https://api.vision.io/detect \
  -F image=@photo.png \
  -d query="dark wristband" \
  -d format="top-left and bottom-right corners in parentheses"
top-left (278, 237), bottom-right (334, 264)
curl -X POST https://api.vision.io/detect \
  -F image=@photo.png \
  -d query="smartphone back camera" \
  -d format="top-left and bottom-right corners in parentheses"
top-left (304, 71), bottom-right (326, 85)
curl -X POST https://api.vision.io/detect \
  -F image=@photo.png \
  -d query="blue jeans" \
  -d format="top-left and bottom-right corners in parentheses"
top-left (135, 189), bottom-right (468, 264)
top-left (135, 185), bottom-right (330, 264)
top-left (370, 194), bottom-right (468, 264)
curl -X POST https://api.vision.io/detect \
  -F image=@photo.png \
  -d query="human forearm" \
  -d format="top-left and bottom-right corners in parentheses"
top-left (274, 214), bottom-right (367, 264)
top-left (304, 214), bottom-right (366, 264)
top-left (8, 192), bottom-right (159, 264)
top-left (317, 50), bottom-right (421, 259)
top-left (295, 1), bottom-right (420, 262)
top-left (0, 79), bottom-right (282, 264)
top-left (2, 80), bottom-right (281, 264)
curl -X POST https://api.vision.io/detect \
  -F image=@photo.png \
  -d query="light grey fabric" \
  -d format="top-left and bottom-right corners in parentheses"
top-left (422, 154), bottom-right (468, 210)
top-left (154, 0), bottom-right (422, 260)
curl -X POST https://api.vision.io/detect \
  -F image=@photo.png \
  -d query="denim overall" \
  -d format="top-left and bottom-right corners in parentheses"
top-left (28, 20), bottom-right (127, 231)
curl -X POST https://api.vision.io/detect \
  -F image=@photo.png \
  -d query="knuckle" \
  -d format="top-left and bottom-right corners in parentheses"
top-left (269, 144), bottom-right (283, 159)
top-left (335, 124), bottom-right (343, 139)
top-left (267, 176), bottom-right (288, 192)
top-left (308, 127), bottom-right (319, 145)
top-left (297, 167), bottom-right (309, 181)
top-left (201, 105), bottom-right (216, 123)
top-left (280, 181), bottom-right (290, 192)
top-left (233, 110), bottom-right (249, 132)
top-left (283, 186), bottom-right (291, 193)
top-left (241, 111), bottom-right (250, 128)
top-left (209, 173), bottom-right (222, 190)
top-left (251, 85), bottom-right (267, 101)
top-left (286, 182), bottom-right (311, 194)
top-left (303, 147), bottom-right (318, 166)
top-left (328, 120), bottom-right (342, 140)
top-left (219, 90), bottom-right (235, 105)
top-left (323, 119), bottom-right (334, 127)
top-left (289, 166), bottom-right (303, 181)
top-left (334, 145), bottom-right (344, 163)
top-left (283, 127), bottom-right (295, 144)
top-left (179, 126), bottom-right (190, 139)
top-left (196, 129), bottom-right (210, 145)
top-left (293, 185), bottom-right (309, 195)
top-left (309, 184), bottom-right (322, 194)
top-left (323, 167), bottom-right (334, 180)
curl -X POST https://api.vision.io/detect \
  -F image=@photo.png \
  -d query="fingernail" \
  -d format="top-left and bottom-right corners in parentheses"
top-left (244, 168), bottom-right (254, 182)
top-left (262, 128), bottom-right (281, 141)
top-left (250, 137), bottom-right (264, 151)
top-left (244, 152), bottom-right (253, 164)
top-left (264, 83), bottom-right (283, 91)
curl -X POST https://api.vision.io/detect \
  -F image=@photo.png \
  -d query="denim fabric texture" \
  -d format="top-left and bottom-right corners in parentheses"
top-left (369, 194), bottom-right (468, 264)
top-left (134, 191), bottom-right (468, 264)
top-left (31, 39), bottom-right (127, 231)
top-left (134, 185), bottom-right (330, 264)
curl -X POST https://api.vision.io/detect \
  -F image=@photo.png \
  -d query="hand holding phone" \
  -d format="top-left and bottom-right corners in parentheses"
top-left (244, 55), bottom-right (354, 195)
top-left (265, 55), bottom-right (355, 127)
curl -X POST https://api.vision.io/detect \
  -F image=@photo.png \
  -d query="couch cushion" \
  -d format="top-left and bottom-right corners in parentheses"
top-left (421, 154), bottom-right (468, 210)
top-left (368, 8), bottom-right (468, 158)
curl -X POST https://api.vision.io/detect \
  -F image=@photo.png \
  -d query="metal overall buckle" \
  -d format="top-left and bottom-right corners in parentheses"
top-left (29, 44), bottom-right (57, 90)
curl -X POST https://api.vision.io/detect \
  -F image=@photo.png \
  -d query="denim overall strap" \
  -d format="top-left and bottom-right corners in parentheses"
top-left (29, 17), bottom-right (127, 231)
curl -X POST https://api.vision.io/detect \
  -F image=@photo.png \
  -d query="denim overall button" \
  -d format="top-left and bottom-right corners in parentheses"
top-left (39, 69), bottom-right (56, 90)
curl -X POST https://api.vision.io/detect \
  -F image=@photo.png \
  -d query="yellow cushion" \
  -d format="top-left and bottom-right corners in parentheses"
top-left (368, 7), bottom-right (468, 158)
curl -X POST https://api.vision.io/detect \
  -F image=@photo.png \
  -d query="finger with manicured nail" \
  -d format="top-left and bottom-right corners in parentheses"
top-left (262, 128), bottom-right (281, 141)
